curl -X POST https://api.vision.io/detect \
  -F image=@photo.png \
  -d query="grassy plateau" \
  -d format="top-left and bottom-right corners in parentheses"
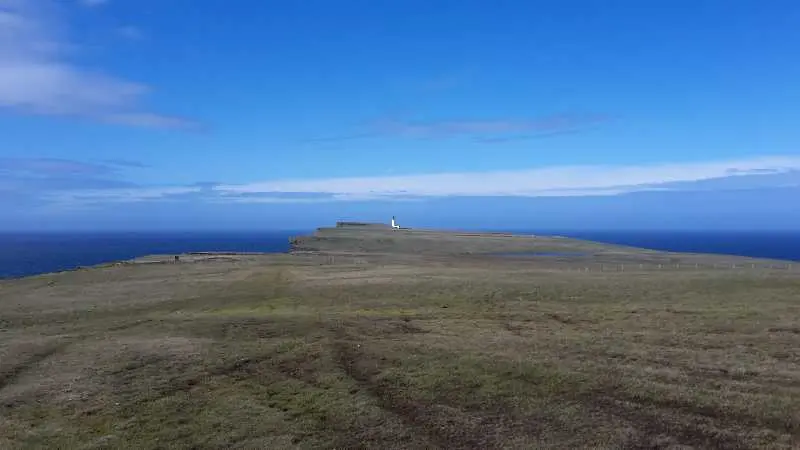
top-left (1, 225), bottom-right (799, 449)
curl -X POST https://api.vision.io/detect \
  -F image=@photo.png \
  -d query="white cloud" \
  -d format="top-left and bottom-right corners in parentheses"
top-left (215, 156), bottom-right (800, 200)
top-left (27, 156), bottom-right (800, 208)
top-left (0, 0), bottom-right (194, 128)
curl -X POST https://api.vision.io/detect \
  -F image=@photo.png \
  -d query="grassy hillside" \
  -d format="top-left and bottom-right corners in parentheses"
top-left (1, 227), bottom-right (799, 449)
top-left (290, 226), bottom-right (626, 255)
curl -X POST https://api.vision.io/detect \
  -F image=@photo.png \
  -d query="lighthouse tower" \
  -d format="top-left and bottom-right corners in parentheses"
top-left (391, 216), bottom-right (400, 229)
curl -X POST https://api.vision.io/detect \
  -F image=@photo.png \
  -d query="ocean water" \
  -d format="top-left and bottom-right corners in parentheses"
top-left (1, 230), bottom-right (799, 279)
top-left (0, 231), bottom-right (306, 279)
top-left (551, 230), bottom-right (800, 262)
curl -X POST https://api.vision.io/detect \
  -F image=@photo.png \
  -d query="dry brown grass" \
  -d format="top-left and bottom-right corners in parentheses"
top-left (1, 232), bottom-right (800, 449)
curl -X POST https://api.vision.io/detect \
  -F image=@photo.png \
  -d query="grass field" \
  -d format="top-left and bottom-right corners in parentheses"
top-left (1, 228), bottom-right (799, 449)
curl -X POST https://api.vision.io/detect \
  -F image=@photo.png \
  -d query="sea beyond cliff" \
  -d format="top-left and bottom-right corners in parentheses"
top-left (2, 230), bottom-right (800, 279)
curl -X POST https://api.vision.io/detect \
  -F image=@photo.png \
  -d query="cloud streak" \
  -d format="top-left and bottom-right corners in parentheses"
top-left (305, 113), bottom-right (610, 143)
top-left (0, 157), bottom-right (144, 200)
top-left (0, 157), bottom-right (117, 176)
top-left (78, 0), bottom-right (108, 7)
top-left (216, 156), bottom-right (800, 200)
top-left (50, 186), bottom-right (200, 204)
top-left (0, 0), bottom-right (196, 128)
top-left (10, 156), bottom-right (800, 208)
top-left (374, 113), bottom-right (609, 138)
top-left (116, 25), bottom-right (144, 40)
top-left (471, 128), bottom-right (584, 144)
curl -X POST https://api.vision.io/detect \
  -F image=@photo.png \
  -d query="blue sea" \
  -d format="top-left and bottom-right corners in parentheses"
top-left (553, 230), bottom-right (800, 261)
top-left (1, 230), bottom-right (799, 279)
top-left (0, 231), bottom-right (306, 279)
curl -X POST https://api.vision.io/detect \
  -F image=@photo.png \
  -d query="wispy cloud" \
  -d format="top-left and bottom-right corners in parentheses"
top-left (0, 0), bottom-right (196, 129)
top-left (116, 25), bottom-right (143, 40)
top-left (216, 156), bottom-right (800, 200)
top-left (207, 191), bottom-right (339, 204)
top-left (0, 156), bottom-right (203, 208)
top-left (50, 186), bottom-right (200, 204)
top-left (0, 157), bottom-right (116, 176)
top-left (375, 114), bottom-right (609, 138)
top-left (101, 159), bottom-right (150, 169)
top-left (78, 0), bottom-right (107, 8)
top-left (303, 132), bottom-right (382, 144)
top-left (471, 128), bottom-right (584, 144)
top-left (306, 113), bottom-right (610, 143)
top-left (11, 156), bottom-right (800, 208)
top-left (100, 112), bottom-right (202, 130)
top-left (0, 157), bottom-right (142, 198)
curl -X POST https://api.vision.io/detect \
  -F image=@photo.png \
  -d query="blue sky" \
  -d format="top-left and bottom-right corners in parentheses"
top-left (2, 0), bottom-right (800, 230)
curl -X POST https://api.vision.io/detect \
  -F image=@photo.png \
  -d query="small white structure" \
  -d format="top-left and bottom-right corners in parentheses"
top-left (391, 216), bottom-right (400, 229)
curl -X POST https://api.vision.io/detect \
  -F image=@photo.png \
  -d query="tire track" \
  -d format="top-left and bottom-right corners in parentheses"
top-left (329, 327), bottom-right (498, 449)
top-left (0, 342), bottom-right (70, 392)
top-left (588, 395), bottom-right (765, 450)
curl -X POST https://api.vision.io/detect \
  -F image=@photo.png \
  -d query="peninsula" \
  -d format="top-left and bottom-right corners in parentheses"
top-left (1, 224), bottom-right (798, 449)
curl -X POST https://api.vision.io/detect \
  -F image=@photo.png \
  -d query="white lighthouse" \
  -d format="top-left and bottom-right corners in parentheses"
top-left (391, 216), bottom-right (400, 229)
